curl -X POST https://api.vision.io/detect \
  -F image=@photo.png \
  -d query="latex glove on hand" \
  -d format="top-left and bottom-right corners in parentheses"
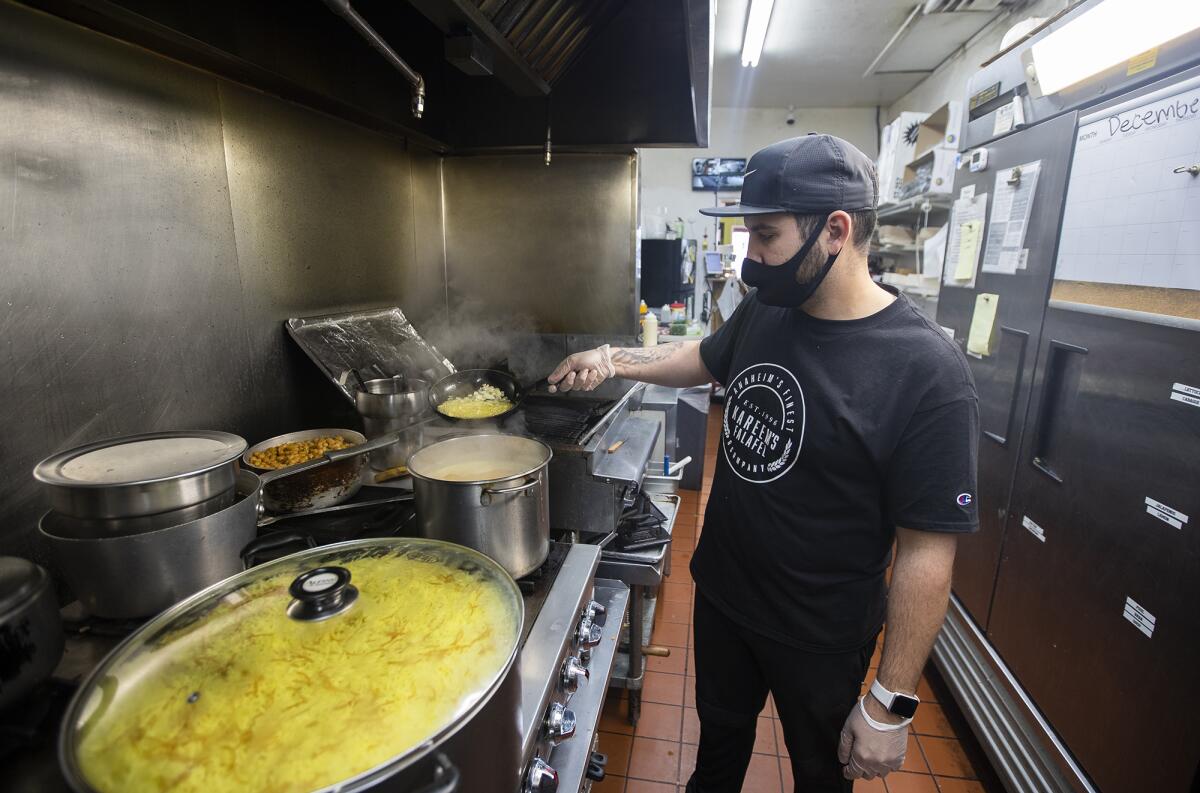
top-left (838, 697), bottom-right (909, 781)
top-left (547, 344), bottom-right (617, 393)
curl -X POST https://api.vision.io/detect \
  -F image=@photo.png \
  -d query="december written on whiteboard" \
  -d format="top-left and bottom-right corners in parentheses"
top-left (1097, 95), bottom-right (1200, 137)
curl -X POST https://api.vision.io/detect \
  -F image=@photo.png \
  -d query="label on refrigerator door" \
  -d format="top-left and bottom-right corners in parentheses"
top-left (1145, 497), bottom-right (1189, 529)
top-left (1170, 384), bottom-right (1200, 408)
top-left (1122, 596), bottom-right (1156, 638)
top-left (1021, 515), bottom-right (1047, 542)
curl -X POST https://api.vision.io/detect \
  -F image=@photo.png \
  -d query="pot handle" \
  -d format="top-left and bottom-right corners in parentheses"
top-left (240, 532), bottom-right (316, 569)
top-left (480, 477), bottom-right (538, 505)
top-left (411, 752), bottom-right (460, 793)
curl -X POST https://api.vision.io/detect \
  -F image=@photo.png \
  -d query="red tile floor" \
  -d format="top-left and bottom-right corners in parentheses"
top-left (590, 406), bottom-right (1003, 793)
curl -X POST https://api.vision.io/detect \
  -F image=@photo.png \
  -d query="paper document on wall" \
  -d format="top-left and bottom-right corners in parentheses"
top-left (942, 191), bottom-right (988, 289)
top-left (966, 293), bottom-right (1000, 357)
top-left (716, 280), bottom-right (742, 321)
top-left (1054, 78), bottom-right (1200, 291)
top-left (982, 160), bottom-right (1041, 274)
top-left (956, 221), bottom-right (983, 280)
top-left (923, 225), bottom-right (948, 279)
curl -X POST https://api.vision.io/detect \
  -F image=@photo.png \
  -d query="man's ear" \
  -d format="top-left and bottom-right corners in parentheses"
top-left (825, 210), bottom-right (852, 255)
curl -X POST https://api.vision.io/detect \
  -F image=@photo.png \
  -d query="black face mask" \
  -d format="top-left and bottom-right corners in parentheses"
top-left (741, 214), bottom-right (839, 308)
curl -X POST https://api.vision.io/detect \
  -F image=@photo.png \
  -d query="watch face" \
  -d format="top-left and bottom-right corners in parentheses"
top-left (891, 695), bottom-right (919, 719)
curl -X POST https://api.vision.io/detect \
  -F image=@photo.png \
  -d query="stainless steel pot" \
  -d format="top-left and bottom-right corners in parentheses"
top-left (355, 378), bottom-right (429, 471)
top-left (407, 434), bottom-right (551, 579)
top-left (43, 487), bottom-right (238, 540)
top-left (39, 470), bottom-right (263, 619)
top-left (0, 557), bottom-right (64, 709)
top-left (57, 538), bottom-right (524, 793)
top-left (243, 429), bottom-right (366, 513)
top-left (33, 431), bottom-right (246, 520)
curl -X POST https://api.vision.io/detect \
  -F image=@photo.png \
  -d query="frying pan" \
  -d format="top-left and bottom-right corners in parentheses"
top-left (427, 369), bottom-right (524, 422)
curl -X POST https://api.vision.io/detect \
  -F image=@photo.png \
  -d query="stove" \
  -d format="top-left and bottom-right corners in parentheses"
top-left (5, 490), bottom-right (630, 793)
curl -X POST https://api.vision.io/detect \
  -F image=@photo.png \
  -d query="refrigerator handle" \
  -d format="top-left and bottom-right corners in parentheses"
top-left (982, 326), bottom-right (1030, 447)
top-left (1030, 339), bottom-right (1088, 483)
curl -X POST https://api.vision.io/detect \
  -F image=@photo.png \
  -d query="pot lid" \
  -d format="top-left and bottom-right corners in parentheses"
top-left (0, 556), bottom-right (48, 614)
top-left (34, 431), bottom-right (247, 488)
top-left (60, 538), bottom-right (522, 793)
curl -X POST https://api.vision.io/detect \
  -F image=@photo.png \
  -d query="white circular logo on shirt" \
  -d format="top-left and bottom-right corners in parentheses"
top-left (722, 363), bottom-right (805, 484)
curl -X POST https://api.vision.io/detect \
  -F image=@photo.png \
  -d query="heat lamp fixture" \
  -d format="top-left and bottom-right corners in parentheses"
top-left (741, 0), bottom-right (775, 68)
top-left (1026, 0), bottom-right (1200, 96)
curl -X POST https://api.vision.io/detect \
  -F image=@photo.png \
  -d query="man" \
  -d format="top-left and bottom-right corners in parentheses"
top-left (549, 134), bottom-right (978, 792)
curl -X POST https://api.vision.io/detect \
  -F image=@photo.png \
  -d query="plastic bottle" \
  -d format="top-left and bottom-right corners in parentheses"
top-left (641, 313), bottom-right (658, 348)
top-left (639, 300), bottom-right (649, 316)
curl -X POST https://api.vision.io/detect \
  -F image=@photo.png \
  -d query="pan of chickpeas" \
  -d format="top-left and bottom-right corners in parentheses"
top-left (242, 428), bottom-right (368, 513)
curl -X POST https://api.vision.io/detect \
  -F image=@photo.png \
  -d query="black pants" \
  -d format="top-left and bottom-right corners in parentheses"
top-left (685, 592), bottom-right (877, 793)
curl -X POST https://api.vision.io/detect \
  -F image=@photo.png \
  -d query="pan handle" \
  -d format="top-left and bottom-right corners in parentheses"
top-left (411, 753), bottom-right (459, 793)
top-left (240, 532), bottom-right (316, 569)
top-left (324, 417), bottom-right (438, 463)
top-left (480, 478), bottom-right (538, 505)
top-left (258, 421), bottom-right (435, 485)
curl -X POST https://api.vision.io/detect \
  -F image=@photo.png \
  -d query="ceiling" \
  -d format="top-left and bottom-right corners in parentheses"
top-left (712, 0), bottom-right (1004, 108)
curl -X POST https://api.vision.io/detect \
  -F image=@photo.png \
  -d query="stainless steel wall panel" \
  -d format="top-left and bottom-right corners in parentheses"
top-left (442, 153), bottom-right (637, 335)
top-left (0, 2), bottom-right (250, 562)
top-left (219, 80), bottom-right (422, 319)
top-left (0, 3), bottom-right (445, 566)
top-left (408, 144), bottom-right (449, 328)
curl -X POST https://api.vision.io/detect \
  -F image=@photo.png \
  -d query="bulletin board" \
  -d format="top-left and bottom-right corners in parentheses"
top-left (1052, 74), bottom-right (1200, 319)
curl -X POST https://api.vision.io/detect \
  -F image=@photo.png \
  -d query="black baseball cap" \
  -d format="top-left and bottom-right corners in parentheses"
top-left (699, 133), bottom-right (878, 217)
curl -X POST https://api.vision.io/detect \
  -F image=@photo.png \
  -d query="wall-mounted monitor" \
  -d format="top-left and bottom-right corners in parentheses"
top-left (692, 157), bottom-right (747, 191)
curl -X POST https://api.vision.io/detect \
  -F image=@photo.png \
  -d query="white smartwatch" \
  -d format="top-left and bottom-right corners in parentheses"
top-left (869, 679), bottom-right (921, 719)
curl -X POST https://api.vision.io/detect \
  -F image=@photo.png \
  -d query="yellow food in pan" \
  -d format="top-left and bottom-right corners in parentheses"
top-left (248, 435), bottom-right (353, 469)
top-left (75, 554), bottom-right (517, 793)
top-left (436, 385), bottom-right (513, 419)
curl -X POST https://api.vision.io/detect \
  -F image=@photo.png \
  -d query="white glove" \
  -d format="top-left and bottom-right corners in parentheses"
top-left (837, 697), bottom-right (909, 781)
top-left (547, 345), bottom-right (617, 393)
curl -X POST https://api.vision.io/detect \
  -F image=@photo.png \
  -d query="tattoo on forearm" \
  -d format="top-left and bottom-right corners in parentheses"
top-left (611, 343), bottom-right (683, 369)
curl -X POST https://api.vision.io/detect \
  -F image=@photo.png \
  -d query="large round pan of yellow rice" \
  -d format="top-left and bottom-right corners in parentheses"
top-left (59, 538), bottom-right (523, 793)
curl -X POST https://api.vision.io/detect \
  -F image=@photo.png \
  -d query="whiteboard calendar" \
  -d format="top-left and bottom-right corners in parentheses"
top-left (1054, 77), bottom-right (1200, 291)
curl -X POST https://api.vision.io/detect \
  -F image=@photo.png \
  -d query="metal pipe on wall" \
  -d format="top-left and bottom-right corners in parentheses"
top-left (320, 0), bottom-right (426, 117)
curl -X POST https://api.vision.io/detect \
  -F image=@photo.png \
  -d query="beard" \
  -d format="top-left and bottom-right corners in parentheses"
top-left (794, 237), bottom-right (830, 283)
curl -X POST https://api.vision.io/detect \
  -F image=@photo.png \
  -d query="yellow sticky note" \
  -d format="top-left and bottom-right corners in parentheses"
top-left (967, 293), bottom-right (1000, 357)
top-left (954, 220), bottom-right (982, 281)
top-left (1127, 47), bottom-right (1158, 76)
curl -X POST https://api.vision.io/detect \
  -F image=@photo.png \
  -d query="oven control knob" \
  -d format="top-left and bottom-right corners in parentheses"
top-left (562, 656), bottom-right (590, 692)
top-left (586, 600), bottom-right (608, 627)
top-left (577, 616), bottom-right (603, 648)
top-left (525, 757), bottom-right (559, 793)
top-left (545, 702), bottom-right (577, 744)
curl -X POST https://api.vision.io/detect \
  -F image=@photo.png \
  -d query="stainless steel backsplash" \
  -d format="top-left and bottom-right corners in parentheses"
top-left (0, 3), bottom-right (447, 562)
top-left (0, 3), bottom-right (640, 566)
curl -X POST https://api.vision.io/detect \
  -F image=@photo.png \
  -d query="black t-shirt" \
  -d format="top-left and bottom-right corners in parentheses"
top-left (693, 286), bottom-right (979, 652)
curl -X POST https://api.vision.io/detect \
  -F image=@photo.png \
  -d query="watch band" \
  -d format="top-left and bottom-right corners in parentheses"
top-left (870, 679), bottom-right (920, 719)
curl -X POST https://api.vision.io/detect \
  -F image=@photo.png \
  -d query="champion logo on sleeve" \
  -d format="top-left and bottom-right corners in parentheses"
top-left (957, 493), bottom-right (973, 507)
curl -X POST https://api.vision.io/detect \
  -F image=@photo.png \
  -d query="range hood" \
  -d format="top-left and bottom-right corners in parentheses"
top-left (18, 0), bottom-right (712, 149)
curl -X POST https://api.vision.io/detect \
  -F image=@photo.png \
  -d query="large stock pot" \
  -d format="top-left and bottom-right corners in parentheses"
top-left (407, 434), bottom-right (551, 579)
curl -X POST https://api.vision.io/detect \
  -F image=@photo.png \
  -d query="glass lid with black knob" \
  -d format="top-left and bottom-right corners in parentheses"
top-left (58, 537), bottom-right (523, 793)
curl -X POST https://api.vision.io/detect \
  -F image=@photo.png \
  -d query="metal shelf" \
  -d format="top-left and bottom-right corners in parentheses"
top-left (872, 242), bottom-right (923, 254)
top-left (877, 193), bottom-right (952, 220)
